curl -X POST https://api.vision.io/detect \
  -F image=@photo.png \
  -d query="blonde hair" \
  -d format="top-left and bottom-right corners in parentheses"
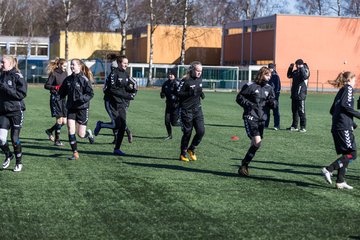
top-left (254, 67), bottom-right (271, 84)
top-left (72, 59), bottom-right (93, 82)
top-left (328, 71), bottom-right (355, 88)
top-left (47, 58), bottom-right (66, 74)
top-left (2, 55), bottom-right (20, 72)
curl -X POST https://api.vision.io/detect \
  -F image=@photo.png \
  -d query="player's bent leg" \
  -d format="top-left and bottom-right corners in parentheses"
top-left (0, 129), bottom-right (13, 169)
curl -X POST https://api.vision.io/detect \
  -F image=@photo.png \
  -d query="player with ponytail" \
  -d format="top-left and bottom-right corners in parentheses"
top-left (322, 71), bottom-right (360, 189)
top-left (44, 58), bottom-right (68, 146)
top-left (58, 58), bottom-right (94, 160)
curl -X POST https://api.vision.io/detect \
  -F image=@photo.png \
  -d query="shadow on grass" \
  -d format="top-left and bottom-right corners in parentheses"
top-left (132, 135), bottom-right (165, 140)
top-left (231, 158), bottom-right (324, 169)
top-left (124, 162), bottom-right (325, 188)
top-left (205, 123), bottom-right (242, 128)
top-left (349, 236), bottom-right (360, 240)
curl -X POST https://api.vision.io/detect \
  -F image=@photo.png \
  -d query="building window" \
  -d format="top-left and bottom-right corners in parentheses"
top-left (0, 44), bottom-right (6, 54)
top-left (17, 44), bottom-right (28, 55)
top-left (37, 45), bottom-right (48, 56)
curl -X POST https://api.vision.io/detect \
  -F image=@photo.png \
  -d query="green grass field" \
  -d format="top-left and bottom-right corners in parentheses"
top-left (0, 86), bottom-right (359, 240)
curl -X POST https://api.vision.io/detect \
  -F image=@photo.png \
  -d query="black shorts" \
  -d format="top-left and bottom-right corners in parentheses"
top-left (67, 108), bottom-right (89, 125)
top-left (332, 130), bottom-right (357, 155)
top-left (50, 94), bottom-right (67, 118)
top-left (244, 115), bottom-right (264, 139)
top-left (0, 111), bottom-right (25, 129)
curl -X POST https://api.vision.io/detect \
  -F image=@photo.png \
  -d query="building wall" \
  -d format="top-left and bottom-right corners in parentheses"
top-left (223, 29), bottom-right (274, 65)
top-left (275, 15), bottom-right (360, 89)
top-left (50, 31), bottom-right (122, 60)
top-left (126, 26), bottom-right (149, 63)
top-left (127, 25), bottom-right (222, 65)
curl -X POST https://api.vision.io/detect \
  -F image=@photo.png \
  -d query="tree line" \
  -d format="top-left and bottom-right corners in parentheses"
top-left (1, 0), bottom-right (360, 38)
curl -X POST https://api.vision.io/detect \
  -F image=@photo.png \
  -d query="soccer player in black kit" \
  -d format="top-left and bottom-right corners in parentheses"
top-left (236, 67), bottom-right (277, 176)
top-left (58, 59), bottom-right (94, 160)
top-left (177, 61), bottom-right (205, 162)
top-left (160, 70), bottom-right (180, 140)
top-left (321, 71), bottom-right (360, 189)
top-left (44, 58), bottom-right (68, 146)
top-left (102, 56), bottom-right (137, 156)
top-left (94, 55), bottom-right (134, 144)
top-left (287, 59), bottom-right (310, 132)
top-left (0, 55), bottom-right (27, 172)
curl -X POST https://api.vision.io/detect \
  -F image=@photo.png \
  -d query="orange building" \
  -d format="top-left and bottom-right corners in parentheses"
top-left (127, 25), bottom-right (222, 65)
top-left (222, 15), bottom-right (360, 89)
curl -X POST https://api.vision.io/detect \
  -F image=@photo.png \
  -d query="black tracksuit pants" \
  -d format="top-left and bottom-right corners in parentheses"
top-left (114, 106), bottom-right (127, 150)
top-left (291, 98), bottom-right (306, 129)
top-left (165, 103), bottom-right (179, 136)
top-left (180, 106), bottom-right (205, 153)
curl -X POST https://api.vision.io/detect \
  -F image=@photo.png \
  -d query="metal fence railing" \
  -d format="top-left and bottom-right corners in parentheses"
top-left (20, 59), bottom-right (344, 93)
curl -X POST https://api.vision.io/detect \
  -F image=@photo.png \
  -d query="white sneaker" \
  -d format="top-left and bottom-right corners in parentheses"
top-left (2, 154), bottom-right (14, 169)
top-left (336, 182), bottom-right (353, 190)
top-left (287, 127), bottom-right (299, 131)
top-left (321, 167), bottom-right (332, 184)
top-left (13, 164), bottom-right (23, 172)
top-left (299, 128), bottom-right (307, 133)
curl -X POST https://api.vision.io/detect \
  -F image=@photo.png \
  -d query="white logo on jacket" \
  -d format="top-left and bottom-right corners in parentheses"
top-left (7, 80), bottom-right (12, 86)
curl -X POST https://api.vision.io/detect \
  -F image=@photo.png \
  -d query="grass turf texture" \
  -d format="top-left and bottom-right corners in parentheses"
top-left (0, 86), bottom-right (359, 240)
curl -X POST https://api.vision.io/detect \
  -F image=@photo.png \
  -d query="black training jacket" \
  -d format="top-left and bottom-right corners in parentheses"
top-left (287, 65), bottom-right (310, 100)
top-left (330, 84), bottom-right (360, 131)
top-left (58, 72), bottom-right (94, 110)
top-left (0, 68), bottom-right (27, 115)
top-left (161, 79), bottom-right (180, 104)
top-left (104, 68), bottom-right (136, 107)
top-left (236, 82), bottom-right (277, 122)
top-left (177, 76), bottom-right (204, 110)
top-left (269, 71), bottom-right (281, 99)
top-left (44, 68), bottom-right (68, 91)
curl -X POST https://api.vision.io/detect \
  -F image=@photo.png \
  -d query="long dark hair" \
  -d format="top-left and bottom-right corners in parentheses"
top-left (254, 67), bottom-right (271, 84)
top-left (47, 58), bottom-right (66, 74)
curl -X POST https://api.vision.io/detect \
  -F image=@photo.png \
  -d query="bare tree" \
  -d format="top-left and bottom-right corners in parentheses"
top-left (63, 0), bottom-right (72, 63)
top-left (0, 0), bottom-right (11, 34)
top-left (346, 0), bottom-right (360, 16)
top-left (148, 0), bottom-right (155, 87)
top-left (180, 0), bottom-right (189, 65)
top-left (336, 0), bottom-right (341, 16)
top-left (296, 0), bottom-right (330, 15)
top-left (112, 0), bottom-right (129, 55)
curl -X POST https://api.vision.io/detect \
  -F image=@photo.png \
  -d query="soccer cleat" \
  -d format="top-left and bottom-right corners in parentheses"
top-left (45, 129), bottom-right (55, 142)
top-left (164, 135), bottom-right (173, 140)
top-left (321, 167), bottom-right (333, 184)
top-left (180, 154), bottom-right (189, 162)
top-left (336, 182), bottom-right (353, 190)
top-left (238, 165), bottom-right (249, 177)
top-left (54, 141), bottom-right (64, 146)
top-left (2, 154), bottom-right (14, 169)
top-left (68, 152), bottom-right (79, 160)
top-left (187, 149), bottom-right (197, 161)
top-left (87, 129), bottom-right (95, 144)
top-left (299, 128), bottom-right (307, 133)
top-left (113, 149), bottom-right (126, 156)
top-left (94, 121), bottom-right (102, 136)
top-left (13, 163), bottom-right (23, 172)
top-left (274, 127), bottom-right (279, 131)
